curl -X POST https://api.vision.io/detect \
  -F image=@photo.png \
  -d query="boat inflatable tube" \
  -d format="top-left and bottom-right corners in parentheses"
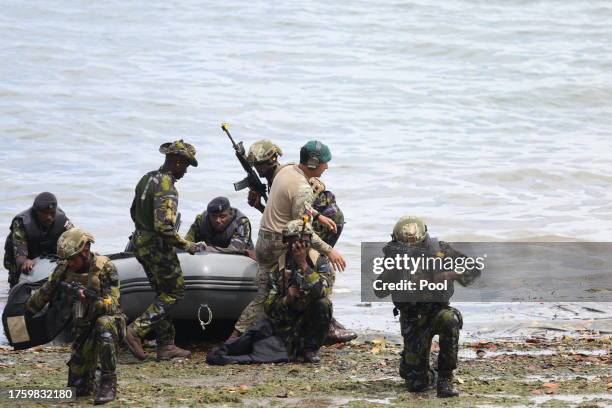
top-left (2, 279), bottom-right (73, 350)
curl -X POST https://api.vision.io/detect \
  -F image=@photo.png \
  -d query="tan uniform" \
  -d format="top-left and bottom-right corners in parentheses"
top-left (235, 165), bottom-right (332, 332)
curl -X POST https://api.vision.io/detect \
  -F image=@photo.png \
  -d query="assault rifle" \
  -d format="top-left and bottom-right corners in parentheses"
top-left (221, 123), bottom-right (268, 202)
top-left (58, 281), bottom-right (104, 303)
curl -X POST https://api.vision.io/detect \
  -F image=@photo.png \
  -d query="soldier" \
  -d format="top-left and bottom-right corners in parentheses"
top-left (264, 219), bottom-right (333, 363)
top-left (232, 140), bottom-right (346, 339)
top-left (375, 216), bottom-right (481, 398)
top-left (124, 140), bottom-right (201, 362)
top-left (4, 192), bottom-right (74, 288)
top-left (26, 228), bottom-right (124, 405)
top-left (245, 139), bottom-right (284, 213)
top-left (308, 177), bottom-right (345, 252)
top-left (246, 140), bottom-right (345, 247)
top-left (184, 196), bottom-right (254, 253)
top-left (237, 140), bottom-right (354, 343)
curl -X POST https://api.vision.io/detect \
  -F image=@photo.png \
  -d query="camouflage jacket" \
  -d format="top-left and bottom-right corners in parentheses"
top-left (27, 254), bottom-right (122, 333)
top-left (130, 169), bottom-right (189, 250)
top-left (265, 249), bottom-right (333, 316)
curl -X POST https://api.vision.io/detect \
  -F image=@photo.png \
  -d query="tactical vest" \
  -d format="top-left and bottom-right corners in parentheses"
top-left (4, 207), bottom-right (68, 267)
top-left (382, 237), bottom-right (455, 309)
top-left (196, 208), bottom-right (248, 248)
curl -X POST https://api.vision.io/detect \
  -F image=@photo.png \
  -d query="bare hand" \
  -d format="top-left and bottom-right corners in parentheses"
top-left (327, 249), bottom-right (346, 272)
top-left (316, 215), bottom-right (337, 233)
top-left (245, 249), bottom-right (257, 261)
top-left (19, 259), bottom-right (35, 274)
top-left (187, 242), bottom-right (204, 255)
top-left (248, 190), bottom-right (261, 207)
top-left (291, 241), bottom-right (308, 268)
top-left (287, 285), bottom-right (299, 300)
top-left (77, 288), bottom-right (87, 301)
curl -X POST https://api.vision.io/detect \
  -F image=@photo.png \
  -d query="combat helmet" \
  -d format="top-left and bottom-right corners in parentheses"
top-left (247, 139), bottom-right (283, 164)
top-left (283, 219), bottom-right (314, 238)
top-left (392, 216), bottom-right (428, 244)
top-left (57, 228), bottom-right (95, 259)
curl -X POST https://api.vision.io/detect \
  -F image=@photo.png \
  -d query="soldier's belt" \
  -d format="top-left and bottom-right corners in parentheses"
top-left (258, 230), bottom-right (284, 240)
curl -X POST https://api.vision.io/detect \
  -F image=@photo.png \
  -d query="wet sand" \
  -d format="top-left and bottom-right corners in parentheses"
top-left (0, 334), bottom-right (609, 407)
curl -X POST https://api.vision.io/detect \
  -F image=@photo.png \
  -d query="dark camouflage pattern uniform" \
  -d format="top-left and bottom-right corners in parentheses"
top-left (399, 303), bottom-right (462, 390)
top-left (6, 219), bottom-right (30, 287)
top-left (26, 255), bottom-right (125, 394)
top-left (312, 190), bottom-right (344, 248)
top-left (264, 249), bottom-right (333, 358)
top-left (130, 169), bottom-right (192, 345)
top-left (378, 239), bottom-right (472, 391)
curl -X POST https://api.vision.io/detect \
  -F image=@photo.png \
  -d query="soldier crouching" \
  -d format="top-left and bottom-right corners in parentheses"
top-left (375, 216), bottom-right (481, 398)
top-left (264, 219), bottom-right (333, 363)
top-left (26, 229), bottom-right (125, 405)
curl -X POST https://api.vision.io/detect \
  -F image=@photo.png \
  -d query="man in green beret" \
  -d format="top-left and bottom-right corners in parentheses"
top-left (124, 140), bottom-right (201, 362)
top-left (233, 140), bottom-right (346, 338)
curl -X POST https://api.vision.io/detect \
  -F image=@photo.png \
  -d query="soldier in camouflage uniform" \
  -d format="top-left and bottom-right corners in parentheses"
top-left (26, 229), bottom-right (124, 405)
top-left (246, 140), bottom-right (344, 248)
top-left (4, 192), bottom-right (74, 288)
top-left (308, 177), bottom-right (345, 250)
top-left (184, 196), bottom-right (254, 253)
top-left (124, 140), bottom-right (201, 362)
top-left (264, 219), bottom-right (333, 363)
top-left (232, 141), bottom-right (345, 339)
top-left (245, 139), bottom-right (284, 213)
top-left (233, 140), bottom-right (354, 343)
top-left (375, 216), bottom-right (482, 398)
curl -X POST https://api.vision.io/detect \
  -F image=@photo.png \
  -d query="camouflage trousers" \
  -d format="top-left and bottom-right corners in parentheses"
top-left (398, 305), bottom-right (462, 390)
top-left (234, 231), bottom-right (286, 333)
top-left (68, 315), bottom-right (126, 393)
top-left (267, 297), bottom-right (332, 358)
top-left (131, 240), bottom-right (185, 345)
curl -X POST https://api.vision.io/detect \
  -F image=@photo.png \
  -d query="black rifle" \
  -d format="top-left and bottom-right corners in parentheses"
top-left (58, 281), bottom-right (101, 302)
top-left (221, 123), bottom-right (268, 202)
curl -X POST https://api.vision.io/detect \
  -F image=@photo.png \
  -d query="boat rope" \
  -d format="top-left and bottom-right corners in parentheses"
top-left (197, 303), bottom-right (213, 332)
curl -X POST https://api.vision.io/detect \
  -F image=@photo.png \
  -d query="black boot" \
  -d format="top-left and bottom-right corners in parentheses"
top-left (302, 349), bottom-right (321, 364)
top-left (94, 373), bottom-right (116, 405)
top-left (324, 318), bottom-right (358, 345)
top-left (68, 372), bottom-right (93, 397)
top-left (437, 371), bottom-right (459, 398)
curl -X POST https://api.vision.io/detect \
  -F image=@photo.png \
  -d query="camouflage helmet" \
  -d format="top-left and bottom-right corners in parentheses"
top-left (392, 216), bottom-right (428, 244)
top-left (159, 139), bottom-right (198, 167)
top-left (57, 228), bottom-right (95, 259)
top-left (283, 219), bottom-right (314, 238)
top-left (247, 139), bottom-right (283, 164)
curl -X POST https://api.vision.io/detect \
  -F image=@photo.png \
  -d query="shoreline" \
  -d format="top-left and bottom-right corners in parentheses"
top-left (0, 333), bottom-right (609, 407)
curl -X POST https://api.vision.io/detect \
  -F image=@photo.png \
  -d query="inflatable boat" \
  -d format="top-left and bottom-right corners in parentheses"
top-left (12, 251), bottom-right (258, 322)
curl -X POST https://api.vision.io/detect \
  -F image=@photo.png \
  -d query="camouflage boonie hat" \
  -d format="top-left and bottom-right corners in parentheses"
top-left (57, 228), bottom-right (95, 259)
top-left (159, 139), bottom-right (198, 167)
top-left (393, 216), bottom-right (428, 244)
top-left (308, 177), bottom-right (326, 196)
top-left (283, 219), bottom-right (314, 238)
top-left (247, 139), bottom-right (282, 164)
